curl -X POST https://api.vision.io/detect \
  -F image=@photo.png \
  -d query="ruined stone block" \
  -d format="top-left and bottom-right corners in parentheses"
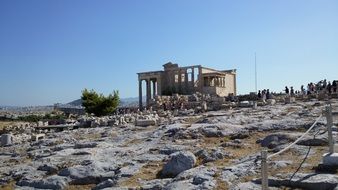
top-left (135, 119), bottom-right (156, 127)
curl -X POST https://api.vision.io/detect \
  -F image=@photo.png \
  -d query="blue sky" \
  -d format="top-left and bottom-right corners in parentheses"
top-left (0, 0), bottom-right (337, 106)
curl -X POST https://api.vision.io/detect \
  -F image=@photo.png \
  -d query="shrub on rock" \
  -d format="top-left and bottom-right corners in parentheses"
top-left (81, 89), bottom-right (119, 117)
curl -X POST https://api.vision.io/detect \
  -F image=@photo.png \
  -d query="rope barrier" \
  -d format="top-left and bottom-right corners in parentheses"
top-left (261, 105), bottom-right (335, 190)
top-left (267, 114), bottom-right (323, 160)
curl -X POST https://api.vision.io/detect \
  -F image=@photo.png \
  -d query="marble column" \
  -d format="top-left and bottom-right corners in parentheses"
top-left (152, 80), bottom-right (156, 98)
top-left (185, 70), bottom-right (188, 93)
top-left (178, 70), bottom-right (182, 93)
top-left (191, 68), bottom-right (195, 85)
top-left (139, 79), bottom-right (143, 110)
top-left (157, 77), bottom-right (162, 96)
top-left (146, 79), bottom-right (151, 107)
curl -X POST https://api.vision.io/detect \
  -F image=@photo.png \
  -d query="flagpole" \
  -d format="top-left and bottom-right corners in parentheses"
top-left (255, 52), bottom-right (257, 93)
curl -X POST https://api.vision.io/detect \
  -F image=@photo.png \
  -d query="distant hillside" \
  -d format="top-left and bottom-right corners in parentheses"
top-left (68, 96), bottom-right (144, 107)
top-left (68, 99), bottom-right (83, 106)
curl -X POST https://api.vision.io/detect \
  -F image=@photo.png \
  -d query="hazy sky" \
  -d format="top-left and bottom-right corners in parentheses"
top-left (1, 0), bottom-right (337, 106)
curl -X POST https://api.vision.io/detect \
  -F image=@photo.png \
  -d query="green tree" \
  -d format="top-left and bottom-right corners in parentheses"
top-left (81, 89), bottom-right (120, 116)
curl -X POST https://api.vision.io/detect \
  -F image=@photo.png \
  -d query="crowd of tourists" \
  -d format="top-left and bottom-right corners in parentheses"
top-left (256, 79), bottom-right (337, 102)
top-left (284, 79), bottom-right (337, 96)
top-left (257, 89), bottom-right (272, 102)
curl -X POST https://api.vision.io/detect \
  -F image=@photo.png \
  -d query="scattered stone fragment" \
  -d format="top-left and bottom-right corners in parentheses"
top-left (0, 134), bottom-right (13, 146)
top-left (297, 135), bottom-right (328, 146)
top-left (260, 133), bottom-right (297, 149)
top-left (161, 151), bottom-right (196, 177)
top-left (92, 179), bottom-right (116, 190)
top-left (37, 164), bottom-right (58, 175)
top-left (74, 142), bottom-right (98, 149)
top-left (230, 132), bottom-right (249, 140)
top-left (58, 164), bottom-right (115, 185)
top-left (17, 175), bottom-right (68, 190)
top-left (135, 119), bottom-right (156, 127)
top-left (266, 173), bottom-right (338, 190)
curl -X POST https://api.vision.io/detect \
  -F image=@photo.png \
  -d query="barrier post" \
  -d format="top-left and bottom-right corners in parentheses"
top-left (325, 105), bottom-right (334, 154)
top-left (261, 149), bottom-right (268, 190)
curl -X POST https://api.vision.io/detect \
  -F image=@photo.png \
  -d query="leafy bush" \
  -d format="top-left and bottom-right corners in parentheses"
top-left (16, 114), bottom-right (67, 122)
top-left (81, 89), bottom-right (120, 116)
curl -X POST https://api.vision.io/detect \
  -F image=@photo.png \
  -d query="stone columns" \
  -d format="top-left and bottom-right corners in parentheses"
top-left (178, 70), bottom-right (182, 93)
top-left (157, 77), bottom-right (162, 96)
top-left (139, 79), bottom-right (143, 110)
top-left (204, 77), bottom-right (209, 87)
top-left (191, 68), bottom-right (195, 85)
top-left (233, 74), bottom-right (237, 96)
top-left (152, 79), bottom-right (156, 98)
top-left (146, 79), bottom-right (151, 107)
top-left (185, 70), bottom-right (188, 93)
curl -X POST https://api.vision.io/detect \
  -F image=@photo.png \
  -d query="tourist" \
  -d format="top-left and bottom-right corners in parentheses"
top-left (301, 85), bottom-right (305, 95)
top-left (266, 89), bottom-right (271, 99)
top-left (327, 82), bottom-right (332, 94)
top-left (262, 89), bottom-right (267, 103)
top-left (290, 87), bottom-right (294, 96)
top-left (285, 86), bottom-right (289, 95)
top-left (310, 83), bottom-right (315, 94)
top-left (333, 80), bottom-right (337, 93)
top-left (257, 90), bottom-right (262, 99)
top-left (323, 79), bottom-right (327, 90)
top-left (316, 81), bottom-right (322, 91)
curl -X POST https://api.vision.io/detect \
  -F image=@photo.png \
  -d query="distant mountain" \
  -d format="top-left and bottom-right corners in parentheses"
top-left (68, 96), bottom-right (145, 107)
top-left (120, 97), bottom-right (145, 107)
top-left (68, 99), bottom-right (83, 106)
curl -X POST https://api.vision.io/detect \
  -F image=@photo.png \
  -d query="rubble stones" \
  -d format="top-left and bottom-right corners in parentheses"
top-left (37, 164), bottom-right (58, 175)
top-left (139, 179), bottom-right (172, 190)
top-left (285, 97), bottom-right (296, 104)
top-left (58, 164), bottom-right (115, 185)
top-left (74, 142), bottom-right (98, 149)
top-left (17, 176), bottom-right (68, 190)
top-left (172, 166), bottom-right (217, 189)
top-left (221, 161), bottom-right (257, 186)
top-left (195, 149), bottom-right (229, 164)
top-left (230, 132), bottom-right (249, 140)
top-left (260, 133), bottom-right (297, 149)
top-left (239, 101), bottom-right (251, 107)
top-left (296, 135), bottom-right (328, 146)
top-left (201, 125), bottom-right (224, 137)
top-left (267, 99), bottom-right (276, 105)
top-left (0, 134), bottom-right (12, 146)
top-left (161, 151), bottom-right (196, 177)
top-left (135, 119), bottom-right (157, 127)
top-left (1, 98), bottom-right (337, 189)
top-left (92, 179), bottom-right (116, 190)
top-left (159, 145), bottom-right (187, 155)
top-left (267, 173), bottom-right (338, 190)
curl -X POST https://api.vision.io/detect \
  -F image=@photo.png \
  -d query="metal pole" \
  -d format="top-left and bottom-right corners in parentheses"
top-left (255, 52), bottom-right (257, 93)
top-left (325, 105), bottom-right (334, 154)
top-left (261, 149), bottom-right (268, 190)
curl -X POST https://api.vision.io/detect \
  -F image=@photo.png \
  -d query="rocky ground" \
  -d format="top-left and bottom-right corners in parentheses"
top-left (1, 99), bottom-right (338, 190)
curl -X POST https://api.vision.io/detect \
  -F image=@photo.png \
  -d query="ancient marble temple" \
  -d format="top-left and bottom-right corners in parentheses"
top-left (137, 62), bottom-right (237, 108)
